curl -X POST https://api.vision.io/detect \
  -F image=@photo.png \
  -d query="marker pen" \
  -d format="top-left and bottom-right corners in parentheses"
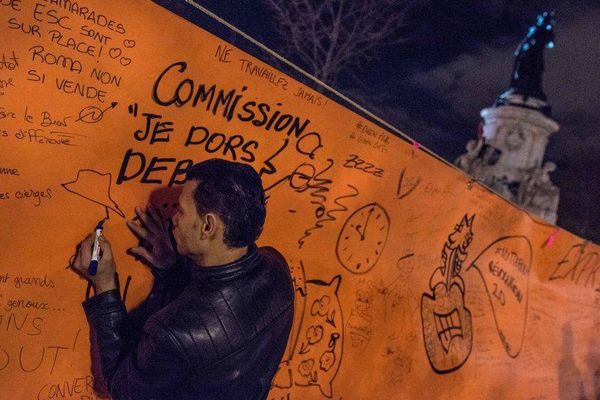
top-left (88, 220), bottom-right (105, 276)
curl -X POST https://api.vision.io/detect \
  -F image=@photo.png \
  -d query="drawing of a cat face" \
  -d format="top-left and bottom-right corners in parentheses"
top-left (270, 275), bottom-right (343, 399)
top-left (294, 276), bottom-right (343, 397)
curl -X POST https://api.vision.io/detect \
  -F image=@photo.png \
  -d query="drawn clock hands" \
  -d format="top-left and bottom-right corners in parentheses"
top-left (336, 203), bottom-right (390, 274)
top-left (354, 207), bottom-right (374, 241)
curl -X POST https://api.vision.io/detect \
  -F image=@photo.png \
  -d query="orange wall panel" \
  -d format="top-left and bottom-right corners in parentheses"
top-left (0, 1), bottom-right (598, 399)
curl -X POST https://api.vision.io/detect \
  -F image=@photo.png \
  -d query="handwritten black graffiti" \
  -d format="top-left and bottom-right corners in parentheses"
top-left (0, 50), bottom-right (19, 71)
top-left (298, 185), bottom-right (359, 249)
top-left (421, 215), bottom-right (475, 374)
top-left (343, 154), bottom-right (383, 177)
top-left (396, 168), bottom-right (421, 200)
top-left (549, 241), bottom-right (600, 290)
top-left (75, 101), bottom-right (118, 123)
top-left (260, 139), bottom-right (316, 200)
top-left (468, 236), bottom-right (532, 358)
top-left (62, 169), bottom-right (125, 218)
top-left (259, 138), bottom-right (290, 180)
top-left (290, 159), bottom-right (358, 248)
top-left (152, 61), bottom-right (323, 155)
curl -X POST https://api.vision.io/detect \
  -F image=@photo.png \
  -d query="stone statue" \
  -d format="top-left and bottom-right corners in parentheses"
top-left (518, 161), bottom-right (557, 208)
top-left (454, 139), bottom-right (483, 172)
top-left (466, 143), bottom-right (503, 185)
top-left (509, 11), bottom-right (555, 101)
top-left (458, 10), bottom-right (560, 224)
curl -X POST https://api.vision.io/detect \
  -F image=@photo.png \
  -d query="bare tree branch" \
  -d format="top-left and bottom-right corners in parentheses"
top-left (264, 0), bottom-right (415, 85)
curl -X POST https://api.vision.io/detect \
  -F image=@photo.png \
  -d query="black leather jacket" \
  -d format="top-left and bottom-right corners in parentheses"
top-left (83, 246), bottom-right (294, 400)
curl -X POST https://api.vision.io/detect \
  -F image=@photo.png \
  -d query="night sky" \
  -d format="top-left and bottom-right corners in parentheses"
top-left (156, 0), bottom-right (600, 243)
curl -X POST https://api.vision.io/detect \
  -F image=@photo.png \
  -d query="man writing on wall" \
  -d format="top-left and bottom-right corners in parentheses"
top-left (71, 158), bottom-right (294, 400)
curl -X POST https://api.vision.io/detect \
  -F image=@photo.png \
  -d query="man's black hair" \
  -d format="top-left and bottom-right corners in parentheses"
top-left (186, 158), bottom-right (266, 248)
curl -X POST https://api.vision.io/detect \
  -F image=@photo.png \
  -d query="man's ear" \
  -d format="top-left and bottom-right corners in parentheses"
top-left (202, 213), bottom-right (220, 237)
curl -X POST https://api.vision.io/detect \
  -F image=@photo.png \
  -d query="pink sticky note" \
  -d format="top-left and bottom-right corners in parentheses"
top-left (477, 122), bottom-right (484, 139)
top-left (412, 140), bottom-right (421, 158)
top-left (545, 228), bottom-right (560, 248)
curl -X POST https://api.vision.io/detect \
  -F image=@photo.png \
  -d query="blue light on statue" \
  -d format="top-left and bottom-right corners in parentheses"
top-left (546, 41), bottom-right (554, 49)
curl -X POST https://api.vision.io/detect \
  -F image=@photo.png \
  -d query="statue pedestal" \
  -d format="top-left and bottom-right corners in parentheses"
top-left (455, 93), bottom-right (560, 224)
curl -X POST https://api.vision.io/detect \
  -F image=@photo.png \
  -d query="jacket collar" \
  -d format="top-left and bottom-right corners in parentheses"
top-left (189, 244), bottom-right (260, 283)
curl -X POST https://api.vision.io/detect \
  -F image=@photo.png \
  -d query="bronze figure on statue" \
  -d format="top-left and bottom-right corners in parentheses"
top-left (508, 11), bottom-right (555, 101)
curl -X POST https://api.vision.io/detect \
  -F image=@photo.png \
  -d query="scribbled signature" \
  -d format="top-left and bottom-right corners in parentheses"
top-left (76, 102), bottom-right (118, 124)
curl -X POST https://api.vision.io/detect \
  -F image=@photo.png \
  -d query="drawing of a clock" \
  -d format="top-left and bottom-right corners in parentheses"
top-left (336, 203), bottom-right (390, 274)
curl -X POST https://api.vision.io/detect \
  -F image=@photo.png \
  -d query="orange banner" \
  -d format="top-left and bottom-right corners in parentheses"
top-left (1, 1), bottom-right (599, 399)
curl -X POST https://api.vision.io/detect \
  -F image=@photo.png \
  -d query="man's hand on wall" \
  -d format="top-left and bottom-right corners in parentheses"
top-left (127, 205), bottom-right (177, 270)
